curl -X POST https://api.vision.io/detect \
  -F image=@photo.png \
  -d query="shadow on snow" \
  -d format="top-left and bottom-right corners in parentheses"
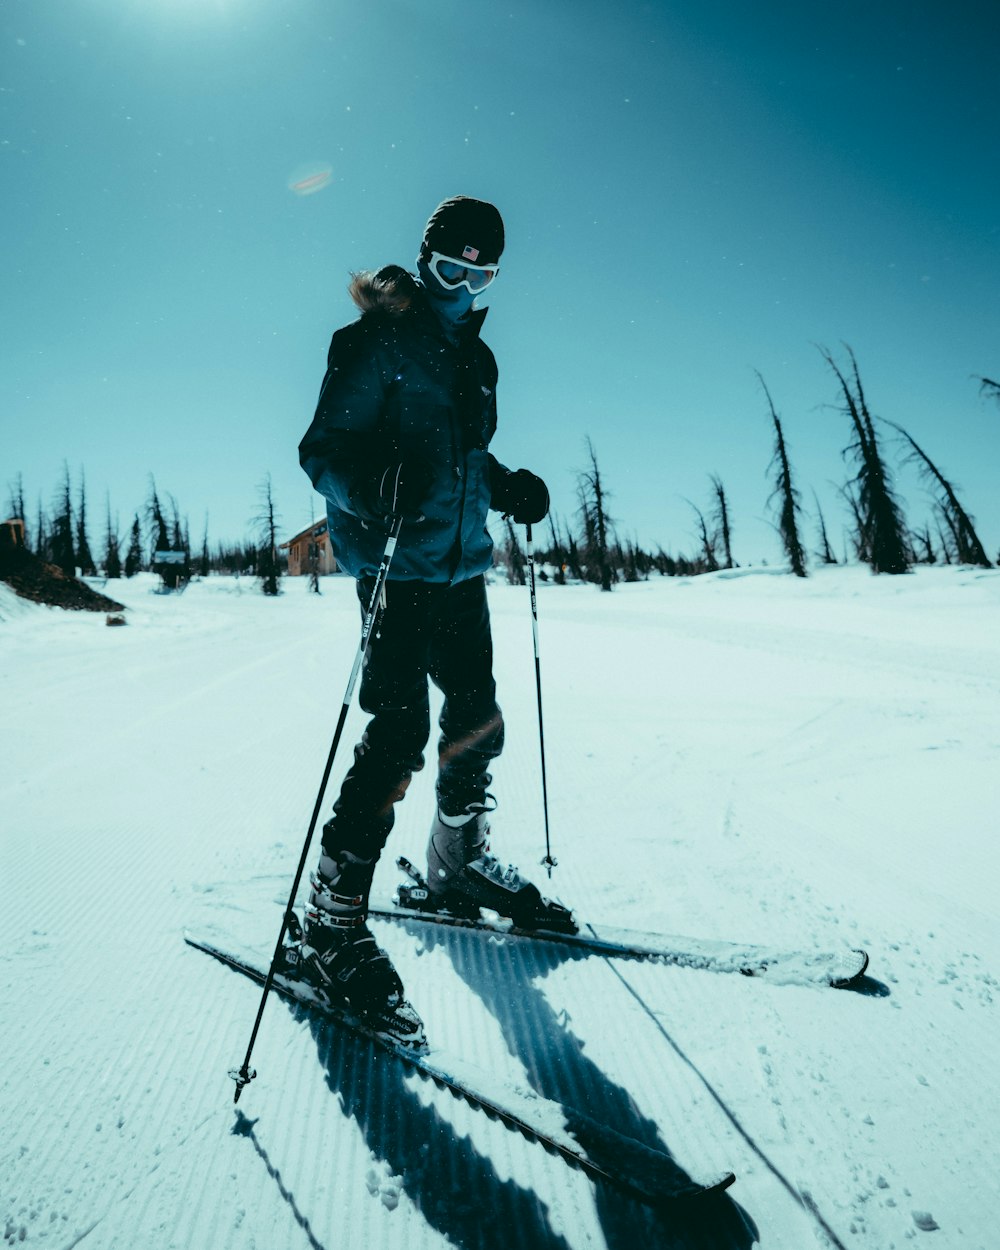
top-left (269, 917), bottom-right (759, 1250)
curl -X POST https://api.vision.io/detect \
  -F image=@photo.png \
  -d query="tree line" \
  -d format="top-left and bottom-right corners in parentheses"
top-left (6, 348), bottom-right (995, 598)
top-left (499, 346), bottom-right (995, 588)
top-left (4, 469), bottom-right (284, 594)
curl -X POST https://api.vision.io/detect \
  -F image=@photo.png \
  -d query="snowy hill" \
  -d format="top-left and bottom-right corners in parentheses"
top-left (2, 566), bottom-right (998, 1248)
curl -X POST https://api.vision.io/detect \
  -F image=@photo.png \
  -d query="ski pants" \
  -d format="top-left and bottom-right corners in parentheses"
top-left (324, 573), bottom-right (505, 864)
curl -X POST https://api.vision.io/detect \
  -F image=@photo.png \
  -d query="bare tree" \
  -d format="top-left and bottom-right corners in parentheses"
top-left (6, 473), bottom-right (26, 526)
top-left (103, 493), bottom-right (122, 579)
top-left (611, 526), bottom-right (642, 582)
top-left (5, 474), bottom-right (29, 552)
top-left (885, 419), bottom-right (991, 567)
top-left (759, 373), bottom-right (807, 577)
top-left (565, 530), bottom-right (584, 582)
top-left (576, 437), bottom-right (616, 591)
top-left (546, 514), bottom-right (568, 584)
top-left (35, 497), bottom-right (49, 561)
top-left (147, 479), bottom-right (187, 589)
top-left (653, 547), bottom-right (678, 577)
top-left (934, 512), bottom-right (954, 565)
top-left (821, 346), bottom-right (909, 575)
top-left (199, 515), bottom-right (211, 579)
top-left (76, 469), bottom-right (97, 577)
top-left (685, 498), bottom-right (719, 572)
top-left (146, 476), bottom-right (170, 563)
top-left (911, 525), bottom-right (936, 565)
top-left (838, 480), bottom-right (868, 561)
top-left (51, 463), bottom-right (76, 577)
top-left (168, 494), bottom-right (192, 586)
top-left (624, 532), bottom-right (649, 581)
top-left (709, 474), bottom-right (735, 569)
top-left (124, 515), bottom-right (144, 577)
top-left (255, 473), bottom-right (282, 596)
top-left (168, 495), bottom-right (187, 554)
top-left (812, 489), bottom-right (837, 564)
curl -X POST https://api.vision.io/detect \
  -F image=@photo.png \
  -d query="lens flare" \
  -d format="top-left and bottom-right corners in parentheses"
top-left (288, 162), bottom-right (333, 196)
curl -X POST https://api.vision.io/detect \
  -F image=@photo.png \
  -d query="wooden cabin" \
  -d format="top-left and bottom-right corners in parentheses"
top-left (281, 519), bottom-right (337, 577)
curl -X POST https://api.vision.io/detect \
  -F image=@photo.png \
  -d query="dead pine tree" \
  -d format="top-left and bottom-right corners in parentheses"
top-left (547, 514), bottom-right (568, 584)
top-left (837, 480), bottom-right (868, 561)
top-left (199, 515), bottom-right (211, 580)
top-left (709, 474), bottom-right (735, 569)
top-left (820, 346), bottom-right (909, 575)
top-left (147, 476), bottom-right (171, 563)
top-left (934, 513), bottom-right (954, 565)
top-left (812, 489), bottom-right (837, 564)
top-left (168, 495), bottom-right (192, 587)
top-left (51, 463), bottom-right (76, 577)
top-left (884, 420), bottom-right (992, 567)
top-left (577, 483), bottom-right (599, 581)
top-left (255, 473), bottom-right (282, 596)
top-left (611, 526), bottom-right (641, 582)
top-left (758, 373), bottom-right (807, 577)
top-left (168, 496), bottom-right (189, 557)
top-left (577, 437), bottom-right (616, 591)
top-left (6, 473), bottom-right (27, 540)
top-left (148, 481), bottom-right (187, 590)
top-left (103, 493), bottom-right (122, 579)
top-left (124, 515), bottom-right (144, 577)
top-left (685, 498), bottom-right (719, 573)
top-left (76, 469), bottom-right (97, 577)
top-left (35, 497), bottom-right (50, 562)
top-left (565, 530), bottom-right (584, 582)
top-left (912, 525), bottom-right (936, 565)
top-left (622, 532), bottom-right (648, 581)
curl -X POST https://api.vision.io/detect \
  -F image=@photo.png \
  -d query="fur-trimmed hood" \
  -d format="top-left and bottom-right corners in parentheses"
top-left (348, 264), bottom-right (489, 337)
top-left (348, 265), bottom-right (418, 317)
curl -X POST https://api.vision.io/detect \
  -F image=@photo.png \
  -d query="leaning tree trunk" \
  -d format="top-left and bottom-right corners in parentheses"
top-left (821, 347), bottom-right (909, 574)
top-left (883, 420), bottom-right (991, 567)
top-left (758, 373), bottom-right (807, 577)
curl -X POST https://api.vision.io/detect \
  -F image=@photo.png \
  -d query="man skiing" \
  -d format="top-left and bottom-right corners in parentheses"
top-left (298, 195), bottom-right (570, 1045)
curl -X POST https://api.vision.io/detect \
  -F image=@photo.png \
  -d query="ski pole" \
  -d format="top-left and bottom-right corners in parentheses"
top-left (230, 512), bottom-right (403, 1103)
top-left (524, 522), bottom-right (556, 877)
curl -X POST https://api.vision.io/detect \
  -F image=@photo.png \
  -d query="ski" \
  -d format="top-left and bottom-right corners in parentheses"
top-left (185, 930), bottom-right (735, 1206)
top-left (376, 858), bottom-right (869, 989)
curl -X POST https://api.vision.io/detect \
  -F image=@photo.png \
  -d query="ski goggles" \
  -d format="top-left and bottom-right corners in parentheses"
top-left (427, 250), bottom-right (499, 294)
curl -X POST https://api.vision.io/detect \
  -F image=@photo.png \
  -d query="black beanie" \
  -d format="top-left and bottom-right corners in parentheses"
top-left (421, 196), bottom-right (504, 266)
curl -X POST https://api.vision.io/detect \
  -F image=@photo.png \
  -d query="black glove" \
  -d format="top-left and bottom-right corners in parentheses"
top-left (493, 467), bottom-right (550, 525)
top-left (360, 458), bottom-right (433, 519)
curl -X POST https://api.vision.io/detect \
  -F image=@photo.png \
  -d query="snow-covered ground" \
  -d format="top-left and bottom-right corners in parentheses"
top-left (2, 564), bottom-right (998, 1249)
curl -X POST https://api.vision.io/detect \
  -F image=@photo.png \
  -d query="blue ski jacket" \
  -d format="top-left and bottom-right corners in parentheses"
top-left (299, 266), bottom-right (511, 584)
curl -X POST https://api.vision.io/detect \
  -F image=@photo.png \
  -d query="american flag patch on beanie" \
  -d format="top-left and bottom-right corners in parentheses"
top-left (462, 245), bottom-right (480, 261)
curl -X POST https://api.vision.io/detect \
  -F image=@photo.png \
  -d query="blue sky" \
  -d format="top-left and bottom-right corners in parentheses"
top-left (3, 0), bottom-right (998, 564)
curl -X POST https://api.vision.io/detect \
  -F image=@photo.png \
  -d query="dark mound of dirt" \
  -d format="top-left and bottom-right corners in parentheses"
top-left (0, 547), bottom-right (126, 612)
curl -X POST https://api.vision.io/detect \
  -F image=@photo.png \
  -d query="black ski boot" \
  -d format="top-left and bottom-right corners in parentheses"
top-left (302, 844), bottom-right (426, 1049)
top-left (425, 800), bottom-right (577, 933)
